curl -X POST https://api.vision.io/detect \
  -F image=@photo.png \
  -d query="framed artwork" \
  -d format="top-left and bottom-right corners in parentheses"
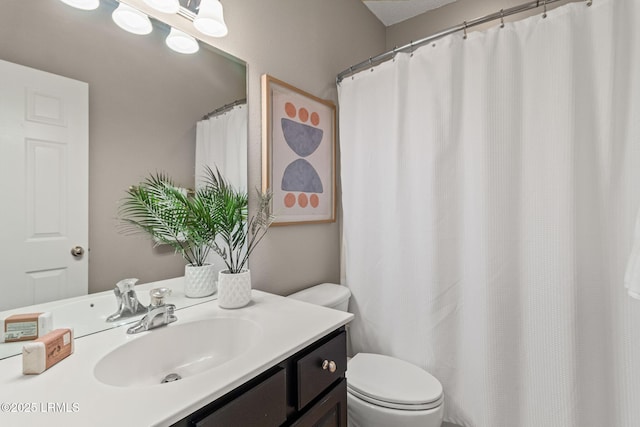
top-left (262, 74), bottom-right (336, 225)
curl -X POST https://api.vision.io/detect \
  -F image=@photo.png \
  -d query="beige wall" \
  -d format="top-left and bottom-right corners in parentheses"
top-left (386, 0), bottom-right (579, 50)
top-left (1, 0), bottom-right (245, 293)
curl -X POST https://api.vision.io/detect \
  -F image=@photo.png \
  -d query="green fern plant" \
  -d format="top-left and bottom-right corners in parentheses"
top-left (118, 173), bottom-right (215, 266)
top-left (118, 167), bottom-right (274, 272)
top-left (197, 166), bottom-right (274, 274)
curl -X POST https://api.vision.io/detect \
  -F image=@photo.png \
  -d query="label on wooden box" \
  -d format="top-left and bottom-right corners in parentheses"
top-left (22, 328), bottom-right (74, 375)
top-left (1, 312), bottom-right (53, 343)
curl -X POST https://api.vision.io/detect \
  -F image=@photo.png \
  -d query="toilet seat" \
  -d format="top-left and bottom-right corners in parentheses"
top-left (347, 353), bottom-right (443, 411)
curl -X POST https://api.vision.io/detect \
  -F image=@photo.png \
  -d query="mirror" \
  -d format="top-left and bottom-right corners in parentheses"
top-left (0, 0), bottom-right (246, 334)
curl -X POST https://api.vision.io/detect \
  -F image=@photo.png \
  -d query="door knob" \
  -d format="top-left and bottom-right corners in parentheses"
top-left (70, 246), bottom-right (85, 257)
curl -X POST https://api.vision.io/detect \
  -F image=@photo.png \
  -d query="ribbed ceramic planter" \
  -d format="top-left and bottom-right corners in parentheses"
top-left (184, 264), bottom-right (216, 298)
top-left (217, 269), bottom-right (251, 309)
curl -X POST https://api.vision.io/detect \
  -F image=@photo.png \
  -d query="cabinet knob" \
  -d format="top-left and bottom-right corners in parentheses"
top-left (322, 359), bottom-right (337, 373)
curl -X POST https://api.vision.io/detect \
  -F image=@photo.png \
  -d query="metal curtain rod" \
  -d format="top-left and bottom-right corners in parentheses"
top-left (337, 0), bottom-right (591, 83)
top-left (201, 98), bottom-right (247, 120)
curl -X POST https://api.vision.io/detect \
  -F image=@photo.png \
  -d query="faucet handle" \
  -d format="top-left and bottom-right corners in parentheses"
top-left (116, 278), bottom-right (139, 293)
top-left (149, 287), bottom-right (172, 307)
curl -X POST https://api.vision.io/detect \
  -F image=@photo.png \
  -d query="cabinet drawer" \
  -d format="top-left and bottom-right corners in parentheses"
top-left (296, 331), bottom-right (347, 410)
top-left (194, 367), bottom-right (287, 427)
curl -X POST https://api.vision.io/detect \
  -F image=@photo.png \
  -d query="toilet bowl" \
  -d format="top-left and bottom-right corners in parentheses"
top-left (288, 283), bottom-right (444, 427)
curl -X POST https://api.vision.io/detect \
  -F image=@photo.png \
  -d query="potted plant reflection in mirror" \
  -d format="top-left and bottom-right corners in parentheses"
top-left (118, 166), bottom-right (274, 304)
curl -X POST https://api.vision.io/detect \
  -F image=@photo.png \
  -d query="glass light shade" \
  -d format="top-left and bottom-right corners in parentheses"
top-left (112, 3), bottom-right (152, 35)
top-left (58, 0), bottom-right (100, 10)
top-left (166, 28), bottom-right (199, 54)
top-left (142, 0), bottom-right (180, 14)
top-left (193, 0), bottom-right (228, 37)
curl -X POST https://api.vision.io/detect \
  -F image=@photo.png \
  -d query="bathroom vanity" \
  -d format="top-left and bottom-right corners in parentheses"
top-left (172, 328), bottom-right (348, 426)
top-left (0, 290), bottom-right (353, 427)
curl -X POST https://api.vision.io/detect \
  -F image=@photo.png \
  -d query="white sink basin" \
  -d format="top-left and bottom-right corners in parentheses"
top-left (93, 317), bottom-right (262, 387)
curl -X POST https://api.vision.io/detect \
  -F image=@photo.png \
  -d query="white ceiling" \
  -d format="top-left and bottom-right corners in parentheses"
top-left (363, 0), bottom-right (457, 26)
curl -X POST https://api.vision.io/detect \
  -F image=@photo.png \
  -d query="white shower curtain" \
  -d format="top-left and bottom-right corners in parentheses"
top-left (338, 1), bottom-right (640, 426)
top-left (195, 103), bottom-right (247, 270)
top-left (195, 103), bottom-right (247, 190)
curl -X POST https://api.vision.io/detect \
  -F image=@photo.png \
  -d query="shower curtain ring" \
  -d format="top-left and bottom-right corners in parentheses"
top-left (542, 0), bottom-right (548, 18)
top-left (349, 66), bottom-right (354, 80)
top-left (500, 9), bottom-right (505, 28)
top-left (587, 0), bottom-right (593, 6)
top-left (369, 57), bottom-right (374, 72)
top-left (409, 41), bottom-right (414, 57)
top-left (463, 21), bottom-right (468, 39)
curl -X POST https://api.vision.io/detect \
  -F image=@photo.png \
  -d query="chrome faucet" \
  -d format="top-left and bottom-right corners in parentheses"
top-left (127, 288), bottom-right (177, 334)
top-left (106, 278), bottom-right (147, 322)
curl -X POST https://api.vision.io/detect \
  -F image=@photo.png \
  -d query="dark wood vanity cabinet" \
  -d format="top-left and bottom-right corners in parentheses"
top-left (289, 379), bottom-right (347, 427)
top-left (172, 327), bottom-right (347, 427)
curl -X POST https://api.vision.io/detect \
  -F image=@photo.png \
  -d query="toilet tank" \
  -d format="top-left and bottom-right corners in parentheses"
top-left (288, 283), bottom-right (351, 312)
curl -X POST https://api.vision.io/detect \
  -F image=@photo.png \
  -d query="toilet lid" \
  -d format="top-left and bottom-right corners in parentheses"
top-left (287, 283), bottom-right (351, 309)
top-left (347, 353), bottom-right (443, 411)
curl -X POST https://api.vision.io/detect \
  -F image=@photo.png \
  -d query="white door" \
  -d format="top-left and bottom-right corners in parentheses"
top-left (0, 59), bottom-right (88, 311)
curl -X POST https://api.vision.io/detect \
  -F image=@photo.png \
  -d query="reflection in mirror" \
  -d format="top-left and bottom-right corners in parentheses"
top-left (0, 277), bottom-right (213, 360)
top-left (0, 0), bottom-right (247, 354)
top-left (196, 99), bottom-right (247, 191)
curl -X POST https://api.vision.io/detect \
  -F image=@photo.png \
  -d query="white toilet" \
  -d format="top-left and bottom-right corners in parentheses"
top-left (288, 283), bottom-right (444, 427)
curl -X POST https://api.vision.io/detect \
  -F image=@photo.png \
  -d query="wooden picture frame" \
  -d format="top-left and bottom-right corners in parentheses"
top-left (262, 74), bottom-right (336, 225)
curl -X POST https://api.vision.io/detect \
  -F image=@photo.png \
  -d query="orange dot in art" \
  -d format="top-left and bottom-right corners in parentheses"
top-left (298, 193), bottom-right (309, 208)
top-left (299, 108), bottom-right (309, 122)
top-left (284, 193), bottom-right (296, 208)
top-left (285, 102), bottom-right (296, 118)
top-left (310, 112), bottom-right (320, 126)
top-left (310, 194), bottom-right (319, 208)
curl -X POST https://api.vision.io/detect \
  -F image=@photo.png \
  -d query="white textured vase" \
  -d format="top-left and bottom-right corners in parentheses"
top-left (184, 264), bottom-right (216, 298)
top-left (217, 269), bottom-right (251, 309)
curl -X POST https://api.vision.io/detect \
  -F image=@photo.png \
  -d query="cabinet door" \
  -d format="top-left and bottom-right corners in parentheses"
top-left (194, 367), bottom-right (287, 427)
top-left (290, 379), bottom-right (347, 427)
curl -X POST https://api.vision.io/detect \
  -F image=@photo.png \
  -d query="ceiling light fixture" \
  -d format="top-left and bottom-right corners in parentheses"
top-left (112, 3), bottom-right (153, 35)
top-left (193, 0), bottom-right (228, 37)
top-left (58, 0), bottom-right (100, 11)
top-left (142, 0), bottom-right (180, 14)
top-left (166, 28), bottom-right (199, 54)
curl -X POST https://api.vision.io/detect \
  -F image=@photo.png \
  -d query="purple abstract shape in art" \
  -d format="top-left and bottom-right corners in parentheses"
top-left (281, 159), bottom-right (323, 193)
top-left (281, 118), bottom-right (323, 157)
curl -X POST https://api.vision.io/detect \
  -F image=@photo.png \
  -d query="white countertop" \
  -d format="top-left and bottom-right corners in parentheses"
top-left (0, 290), bottom-right (353, 426)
